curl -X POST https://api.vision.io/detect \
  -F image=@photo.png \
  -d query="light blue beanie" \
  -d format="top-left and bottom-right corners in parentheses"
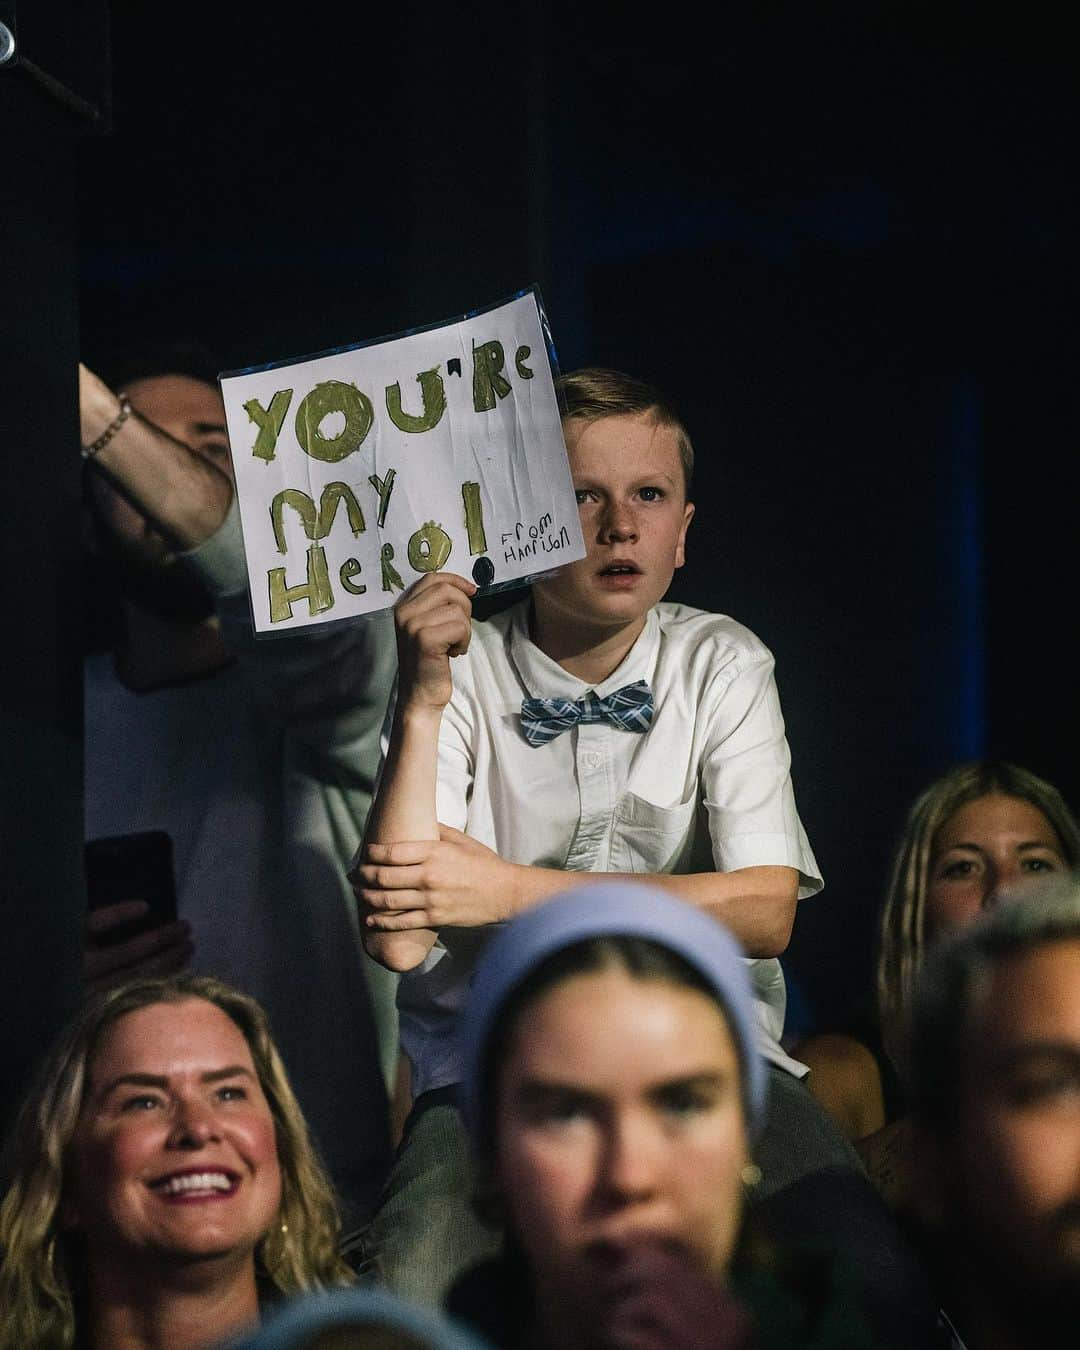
top-left (222, 1286), bottom-right (493, 1350)
top-left (458, 881), bottom-right (768, 1146)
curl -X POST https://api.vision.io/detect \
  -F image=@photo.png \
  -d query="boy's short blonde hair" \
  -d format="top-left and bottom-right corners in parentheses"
top-left (555, 367), bottom-right (694, 493)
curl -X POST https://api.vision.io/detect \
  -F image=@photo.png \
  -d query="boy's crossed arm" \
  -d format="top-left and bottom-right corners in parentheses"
top-left (361, 837), bottom-right (797, 963)
top-left (359, 837), bottom-right (799, 966)
top-left (355, 572), bottom-right (798, 971)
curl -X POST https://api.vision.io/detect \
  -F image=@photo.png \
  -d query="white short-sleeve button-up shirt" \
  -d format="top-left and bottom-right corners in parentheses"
top-left (396, 598), bottom-right (823, 1097)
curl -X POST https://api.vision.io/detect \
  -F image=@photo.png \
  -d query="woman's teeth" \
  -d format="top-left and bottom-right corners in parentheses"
top-left (156, 1171), bottom-right (234, 1195)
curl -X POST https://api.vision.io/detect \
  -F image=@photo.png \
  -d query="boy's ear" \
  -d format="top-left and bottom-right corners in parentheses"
top-left (674, 500), bottom-right (695, 570)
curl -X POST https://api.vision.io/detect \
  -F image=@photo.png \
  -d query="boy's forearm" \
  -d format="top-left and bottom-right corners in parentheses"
top-left (361, 702), bottom-right (442, 970)
top-left (80, 365), bottom-right (232, 547)
top-left (645, 866), bottom-right (799, 957)
top-left (364, 703), bottom-right (443, 845)
top-left (364, 927), bottom-right (438, 972)
top-left (509, 863), bottom-right (799, 958)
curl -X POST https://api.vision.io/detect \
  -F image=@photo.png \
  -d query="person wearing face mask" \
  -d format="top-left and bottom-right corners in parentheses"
top-left (0, 973), bottom-right (353, 1350)
top-left (79, 351), bottom-right (398, 1229)
top-left (794, 760), bottom-right (1080, 1212)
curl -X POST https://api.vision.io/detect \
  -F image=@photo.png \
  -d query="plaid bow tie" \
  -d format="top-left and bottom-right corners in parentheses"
top-left (519, 680), bottom-right (655, 747)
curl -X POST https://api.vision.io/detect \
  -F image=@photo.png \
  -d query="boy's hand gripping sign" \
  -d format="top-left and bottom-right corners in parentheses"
top-left (220, 289), bottom-right (586, 633)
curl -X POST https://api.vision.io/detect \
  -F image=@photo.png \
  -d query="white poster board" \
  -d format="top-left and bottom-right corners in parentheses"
top-left (220, 290), bottom-right (585, 632)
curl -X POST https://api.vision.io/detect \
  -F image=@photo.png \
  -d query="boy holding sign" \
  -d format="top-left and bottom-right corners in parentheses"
top-left (353, 370), bottom-right (934, 1331)
top-left (357, 368), bottom-right (813, 970)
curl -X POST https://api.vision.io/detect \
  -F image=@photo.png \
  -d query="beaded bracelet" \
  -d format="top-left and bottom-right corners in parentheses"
top-left (81, 395), bottom-right (133, 461)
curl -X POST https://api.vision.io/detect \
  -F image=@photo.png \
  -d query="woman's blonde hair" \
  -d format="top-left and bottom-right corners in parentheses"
top-left (0, 974), bottom-right (353, 1350)
top-left (875, 760), bottom-right (1080, 1072)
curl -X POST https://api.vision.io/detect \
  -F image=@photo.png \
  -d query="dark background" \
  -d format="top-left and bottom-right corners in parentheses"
top-left (4, 2), bottom-right (1076, 1096)
top-left (71, 0), bottom-right (1080, 1030)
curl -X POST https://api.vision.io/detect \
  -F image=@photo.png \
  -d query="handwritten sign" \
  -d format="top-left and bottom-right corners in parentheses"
top-left (219, 290), bottom-right (585, 632)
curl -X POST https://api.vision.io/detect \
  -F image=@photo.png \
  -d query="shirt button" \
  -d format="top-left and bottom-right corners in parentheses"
top-left (584, 751), bottom-right (601, 768)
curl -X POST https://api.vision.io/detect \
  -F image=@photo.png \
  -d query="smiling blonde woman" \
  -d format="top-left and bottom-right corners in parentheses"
top-left (0, 974), bottom-right (352, 1350)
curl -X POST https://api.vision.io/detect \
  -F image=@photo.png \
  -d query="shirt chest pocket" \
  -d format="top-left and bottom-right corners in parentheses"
top-left (609, 789), bottom-right (705, 874)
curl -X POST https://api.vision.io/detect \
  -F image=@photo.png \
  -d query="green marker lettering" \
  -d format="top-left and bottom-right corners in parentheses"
top-left (368, 468), bottom-right (397, 527)
top-left (268, 544), bottom-right (334, 623)
top-left (472, 340), bottom-right (512, 412)
top-left (270, 482), bottom-right (366, 554)
top-left (295, 381), bottom-right (373, 463)
top-left (380, 543), bottom-right (405, 593)
top-left (386, 367), bottom-right (446, 434)
top-left (244, 389), bottom-right (294, 463)
top-left (461, 481), bottom-right (487, 556)
top-left (339, 558), bottom-right (367, 596)
top-left (407, 521), bottom-right (452, 573)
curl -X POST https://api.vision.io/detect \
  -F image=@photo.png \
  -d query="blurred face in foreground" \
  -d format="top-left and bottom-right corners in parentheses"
top-left (69, 998), bottom-right (282, 1274)
top-left (946, 938), bottom-right (1080, 1311)
top-left (494, 967), bottom-right (748, 1319)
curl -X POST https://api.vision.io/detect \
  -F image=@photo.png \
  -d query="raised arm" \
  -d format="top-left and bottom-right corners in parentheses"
top-left (79, 362), bottom-right (232, 548)
top-left (357, 572), bottom-right (476, 972)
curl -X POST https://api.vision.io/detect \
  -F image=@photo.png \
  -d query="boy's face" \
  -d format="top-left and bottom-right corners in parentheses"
top-left (533, 412), bottom-right (694, 641)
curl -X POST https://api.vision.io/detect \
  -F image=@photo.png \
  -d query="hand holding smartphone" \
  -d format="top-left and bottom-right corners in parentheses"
top-left (83, 830), bottom-right (192, 990)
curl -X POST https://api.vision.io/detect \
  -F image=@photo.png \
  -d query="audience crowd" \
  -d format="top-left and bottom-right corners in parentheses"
top-left (1, 357), bottom-right (1077, 1348)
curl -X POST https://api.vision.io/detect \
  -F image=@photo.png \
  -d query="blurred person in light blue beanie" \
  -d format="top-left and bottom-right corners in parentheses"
top-left (459, 880), bottom-right (768, 1150)
top-left (450, 881), bottom-right (773, 1349)
top-left (222, 1285), bottom-right (492, 1350)
top-left (444, 882), bottom-right (893, 1348)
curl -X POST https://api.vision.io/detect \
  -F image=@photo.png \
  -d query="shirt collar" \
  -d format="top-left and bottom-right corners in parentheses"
top-left (508, 600), bottom-right (661, 699)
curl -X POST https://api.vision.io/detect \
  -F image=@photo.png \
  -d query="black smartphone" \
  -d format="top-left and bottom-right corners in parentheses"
top-left (84, 830), bottom-right (178, 946)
